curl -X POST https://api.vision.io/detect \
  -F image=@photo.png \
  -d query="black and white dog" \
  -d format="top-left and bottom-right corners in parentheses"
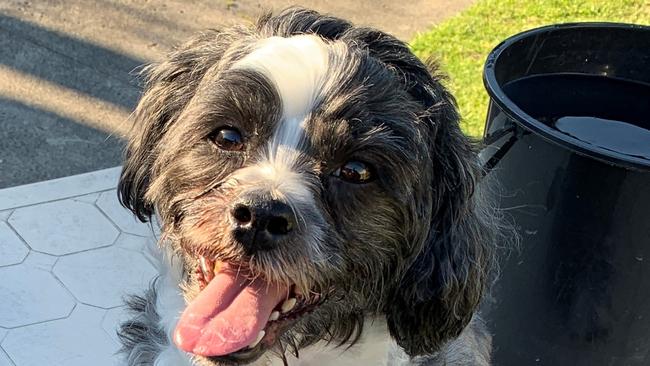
top-left (117, 7), bottom-right (498, 366)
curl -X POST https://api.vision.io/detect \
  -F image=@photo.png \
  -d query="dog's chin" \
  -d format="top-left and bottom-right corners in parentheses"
top-left (178, 255), bottom-right (325, 364)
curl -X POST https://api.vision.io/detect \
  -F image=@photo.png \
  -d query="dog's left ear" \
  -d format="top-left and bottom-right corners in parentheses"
top-left (384, 59), bottom-right (495, 356)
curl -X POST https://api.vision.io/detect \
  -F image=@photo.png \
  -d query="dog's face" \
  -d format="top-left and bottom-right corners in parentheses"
top-left (118, 8), bottom-right (494, 366)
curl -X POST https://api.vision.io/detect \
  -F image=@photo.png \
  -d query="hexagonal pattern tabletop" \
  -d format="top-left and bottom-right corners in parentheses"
top-left (0, 168), bottom-right (159, 366)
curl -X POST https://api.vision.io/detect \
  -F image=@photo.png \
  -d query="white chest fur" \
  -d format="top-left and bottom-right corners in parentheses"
top-left (260, 320), bottom-right (391, 366)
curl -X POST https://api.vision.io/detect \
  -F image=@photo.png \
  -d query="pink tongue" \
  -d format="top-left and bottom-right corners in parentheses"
top-left (173, 267), bottom-right (287, 356)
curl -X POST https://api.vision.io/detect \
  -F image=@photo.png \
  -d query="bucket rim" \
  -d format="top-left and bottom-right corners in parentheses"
top-left (483, 22), bottom-right (650, 171)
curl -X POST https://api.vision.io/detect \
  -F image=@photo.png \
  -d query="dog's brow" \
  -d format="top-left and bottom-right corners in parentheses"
top-left (231, 36), bottom-right (350, 161)
top-left (232, 35), bottom-right (331, 123)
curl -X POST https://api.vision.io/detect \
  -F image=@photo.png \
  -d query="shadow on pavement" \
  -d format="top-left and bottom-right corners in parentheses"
top-left (0, 97), bottom-right (125, 188)
top-left (0, 15), bottom-right (143, 188)
top-left (0, 14), bottom-right (145, 109)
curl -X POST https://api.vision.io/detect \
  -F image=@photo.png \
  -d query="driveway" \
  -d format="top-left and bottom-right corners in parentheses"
top-left (0, 0), bottom-right (473, 188)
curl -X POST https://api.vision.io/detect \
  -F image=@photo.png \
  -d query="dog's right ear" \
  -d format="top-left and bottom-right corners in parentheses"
top-left (118, 30), bottom-right (228, 222)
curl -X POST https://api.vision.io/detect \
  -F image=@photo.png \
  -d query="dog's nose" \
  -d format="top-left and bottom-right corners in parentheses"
top-left (230, 200), bottom-right (296, 252)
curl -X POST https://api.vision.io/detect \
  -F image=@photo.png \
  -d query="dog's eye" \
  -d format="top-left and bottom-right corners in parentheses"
top-left (332, 161), bottom-right (374, 184)
top-left (211, 127), bottom-right (244, 151)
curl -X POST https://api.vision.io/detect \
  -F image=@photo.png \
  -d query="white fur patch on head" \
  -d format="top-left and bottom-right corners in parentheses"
top-left (234, 35), bottom-right (331, 125)
top-left (233, 35), bottom-right (345, 158)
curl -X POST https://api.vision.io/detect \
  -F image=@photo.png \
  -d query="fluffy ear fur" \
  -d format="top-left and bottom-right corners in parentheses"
top-left (383, 59), bottom-right (496, 355)
top-left (118, 30), bottom-right (232, 221)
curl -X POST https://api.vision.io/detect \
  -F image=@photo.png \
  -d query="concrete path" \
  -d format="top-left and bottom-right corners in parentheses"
top-left (0, 167), bottom-right (159, 366)
top-left (0, 0), bottom-right (473, 188)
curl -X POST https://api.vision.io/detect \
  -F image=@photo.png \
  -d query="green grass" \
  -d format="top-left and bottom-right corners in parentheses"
top-left (409, 0), bottom-right (650, 137)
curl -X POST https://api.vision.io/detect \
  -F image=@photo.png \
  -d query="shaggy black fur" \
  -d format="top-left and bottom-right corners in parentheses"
top-left (118, 7), bottom-right (499, 366)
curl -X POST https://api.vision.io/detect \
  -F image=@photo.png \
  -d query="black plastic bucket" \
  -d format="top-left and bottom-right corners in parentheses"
top-left (481, 23), bottom-right (650, 365)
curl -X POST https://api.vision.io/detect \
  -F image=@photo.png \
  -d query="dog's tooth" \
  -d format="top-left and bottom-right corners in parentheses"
top-left (198, 256), bottom-right (206, 268)
top-left (199, 257), bottom-right (214, 282)
top-left (199, 257), bottom-right (209, 272)
top-left (269, 311), bottom-right (280, 321)
top-left (249, 330), bottom-right (265, 349)
top-left (280, 298), bottom-right (297, 313)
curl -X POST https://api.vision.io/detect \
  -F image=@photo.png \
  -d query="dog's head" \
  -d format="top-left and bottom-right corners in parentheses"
top-left (118, 8), bottom-right (495, 365)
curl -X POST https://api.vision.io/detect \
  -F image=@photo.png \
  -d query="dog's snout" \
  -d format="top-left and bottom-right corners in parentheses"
top-left (231, 200), bottom-right (296, 252)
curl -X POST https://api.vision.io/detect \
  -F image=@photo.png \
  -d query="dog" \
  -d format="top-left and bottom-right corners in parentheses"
top-left (117, 7), bottom-right (499, 366)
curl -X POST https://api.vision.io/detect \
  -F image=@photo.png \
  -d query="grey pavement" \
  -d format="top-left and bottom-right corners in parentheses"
top-left (0, 167), bottom-right (160, 366)
top-left (0, 0), bottom-right (473, 189)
